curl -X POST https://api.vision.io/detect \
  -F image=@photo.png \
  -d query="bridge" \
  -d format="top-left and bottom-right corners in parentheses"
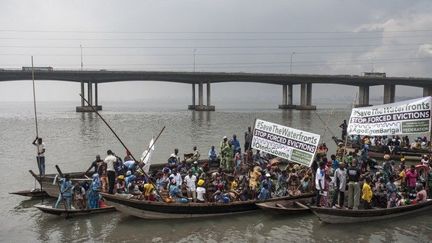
top-left (1, 69), bottom-right (432, 111)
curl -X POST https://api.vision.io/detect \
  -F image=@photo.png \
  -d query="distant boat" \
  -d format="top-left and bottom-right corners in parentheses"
top-left (101, 192), bottom-right (315, 220)
top-left (309, 199), bottom-right (432, 224)
top-left (34, 204), bottom-right (116, 217)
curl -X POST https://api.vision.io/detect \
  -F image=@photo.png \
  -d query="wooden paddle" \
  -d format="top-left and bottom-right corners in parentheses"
top-left (295, 201), bottom-right (309, 209)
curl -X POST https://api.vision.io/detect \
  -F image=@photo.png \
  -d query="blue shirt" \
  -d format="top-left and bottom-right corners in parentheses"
top-left (332, 159), bottom-right (340, 170)
top-left (208, 148), bottom-right (218, 160)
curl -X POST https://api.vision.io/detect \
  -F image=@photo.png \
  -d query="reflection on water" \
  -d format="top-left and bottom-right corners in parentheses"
top-left (1, 102), bottom-right (431, 242)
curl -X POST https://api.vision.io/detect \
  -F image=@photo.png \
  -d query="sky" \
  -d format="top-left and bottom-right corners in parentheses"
top-left (0, 0), bottom-right (431, 104)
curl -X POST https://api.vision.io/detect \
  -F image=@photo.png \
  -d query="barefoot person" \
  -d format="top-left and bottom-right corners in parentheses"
top-left (32, 137), bottom-right (46, 175)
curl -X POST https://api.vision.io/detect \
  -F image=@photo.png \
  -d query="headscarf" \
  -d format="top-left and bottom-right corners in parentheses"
top-left (91, 173), bottom-right (101, 190)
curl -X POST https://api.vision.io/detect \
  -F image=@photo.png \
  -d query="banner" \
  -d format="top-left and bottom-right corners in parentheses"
top-left (251, 119), bottom-right (320, 167)
top-left (348, 97), bottom-right (432, 136)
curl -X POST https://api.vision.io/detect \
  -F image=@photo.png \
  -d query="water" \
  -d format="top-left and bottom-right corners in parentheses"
top-left (1, 100), bottom-right (432, 242)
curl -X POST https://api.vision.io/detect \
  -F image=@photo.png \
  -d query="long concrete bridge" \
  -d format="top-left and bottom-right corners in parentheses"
top-left (1, 69), bottom-right (432, 111)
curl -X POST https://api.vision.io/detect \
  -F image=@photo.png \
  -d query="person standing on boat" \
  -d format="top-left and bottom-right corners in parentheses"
top-left (332, 162), bottom-right (347, 208)
top-left (244, 126), bottom-right (253, 152)
top-left (347, 159), bottom-right (361, 210)
top-left (184, 170), bottom-right (197, 202)
top-left (339, 120), bottom-right (348, 141)
top-left (32, 137), bottom-right (46, 176)
top-left (405, 165), bottom-right (418, 197)
top-left (208, 145), bottom-right (218, 167)
top-left (85, 155), bottom-right (103, 176)
top-left (87, 173), bottom-right (101, 209)
top-left (315, 162), bottom-right (326, 207)
top-left (231, 134), bottom-right (241, 155)
top-left (54, 174), bottom-right (73, 209)
top-left (220, 136), bottom-right (231, 171)
top-left (104, 150), bottom-right (117, 194)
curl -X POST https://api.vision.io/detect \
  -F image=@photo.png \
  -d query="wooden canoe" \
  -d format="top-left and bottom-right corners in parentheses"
top-left (9, 189), bottom-right (48, 198)
top-left (309, 199), bottom-right (432, 224)
top-left (34, 204), bottom-right (116, 217)
top-left (256, 194), bottom-right (314, 214)
top-left (101, 192), bottom-right (315, 219)
top-left (28, 159), bottom-right (220, 198)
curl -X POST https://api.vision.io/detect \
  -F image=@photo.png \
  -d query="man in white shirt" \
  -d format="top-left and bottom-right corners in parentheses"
top-left (184, 170), bottom-right (197, 202)
top-left (104, 150), bottom-right (117, 194)
top-left (32, 137), bottom-right (46, 175)
top-left (315, 162), bottom-right (326, 207)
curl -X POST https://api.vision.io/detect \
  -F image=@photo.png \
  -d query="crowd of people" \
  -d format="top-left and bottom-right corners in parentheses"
top-left (314, 134), bottom-right (432, 210)
top-left (52, 125), bottom-right (432, 211)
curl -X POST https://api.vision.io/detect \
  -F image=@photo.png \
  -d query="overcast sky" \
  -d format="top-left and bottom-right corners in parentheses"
top-left (0, 0), bottom-right (431, 103)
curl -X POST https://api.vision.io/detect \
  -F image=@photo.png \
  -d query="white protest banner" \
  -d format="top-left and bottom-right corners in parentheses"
top-left (348, 97), bottom-right (432, 136)
top-left (251, 119), bottom-right (320, 167)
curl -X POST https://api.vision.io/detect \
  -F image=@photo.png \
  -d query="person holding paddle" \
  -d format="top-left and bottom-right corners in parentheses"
top-left (54, 174), bottom-right (73, 209)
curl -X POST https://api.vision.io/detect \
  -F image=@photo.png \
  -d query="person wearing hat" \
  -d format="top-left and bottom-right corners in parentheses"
top-left (115, 175), bottom-right (126, 194)
top-left (220, 136), bottom-right (231, 171)
top-left (54, 174), bottom-right (73, 209)
top-left (196, 179), bottom-right (206, 202)
top-left (191, 161), bottom-right (203, 177)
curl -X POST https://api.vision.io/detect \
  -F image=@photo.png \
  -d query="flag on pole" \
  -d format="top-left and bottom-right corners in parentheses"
top-left (141, 138), bottom-right (155, 174)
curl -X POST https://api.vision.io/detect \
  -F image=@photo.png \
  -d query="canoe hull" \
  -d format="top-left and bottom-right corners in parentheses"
top-left (255, 195), bottom-right (314, 214)
top-left (102, 193), bottom-right (314, 220)
top-left (34, 204), bottom-right (116, 217)
top-left (9, 189), bottom-right (48, 198)
top-left (310, 200), bottom-right (432, 224)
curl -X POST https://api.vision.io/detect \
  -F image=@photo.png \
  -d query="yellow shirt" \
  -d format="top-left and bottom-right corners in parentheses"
top-left (144, 183), bottom-right (154, 196)
top-left (230, 180), bottom-right (238, 190)
top-left (362, 182), bottom-right (373, 203)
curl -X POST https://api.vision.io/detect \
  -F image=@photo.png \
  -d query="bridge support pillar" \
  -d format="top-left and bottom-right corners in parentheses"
top-left (279, 84), bottom-right (296, 109)
top-left (188, 83), bottom-right (196, 110)
top-left (297, 83), bottom-right (316, 110)
top-left (76, 81), bottom-right (102, 112)
top-left (189, 82), bottom-right (215, 111)
top-left (80, 82), bottom-right (85, 107)
top-left (423, 87), bottom-right (432, 97)
top-left (356, 85), bottom-right (370, 107)
top-left (383, 84), bottom-right (395, 104)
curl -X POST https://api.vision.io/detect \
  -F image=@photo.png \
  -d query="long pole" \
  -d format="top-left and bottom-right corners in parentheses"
top-left (31, 56), bottom-right (42, 192)
top-left (79, 94), bottom-right (166, 200)
top-left (31, 56), bottom-right (39, 138)
top-left (342, 92), bottom-right (358, 163)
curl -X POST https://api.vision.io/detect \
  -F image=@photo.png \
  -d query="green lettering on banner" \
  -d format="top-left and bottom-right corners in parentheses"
top-left (401, 120), bottom-right (430, 133)
top-left (291, 149), bottom-right (313, 167)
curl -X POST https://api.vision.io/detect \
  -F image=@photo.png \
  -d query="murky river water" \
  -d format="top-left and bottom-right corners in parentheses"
top-left (1, 100), bottom-right (431, 242)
